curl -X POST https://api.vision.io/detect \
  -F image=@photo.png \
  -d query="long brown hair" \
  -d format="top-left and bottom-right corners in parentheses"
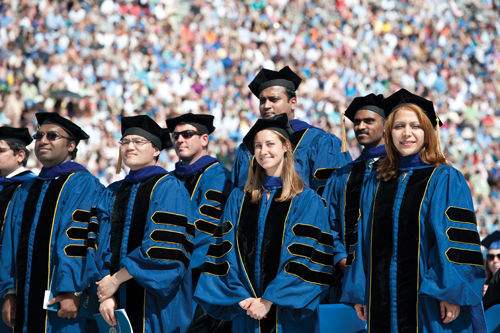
top-left (377, 104), bottom-right (447, 181)
top-left (244, 130), bottom-right (304, 203)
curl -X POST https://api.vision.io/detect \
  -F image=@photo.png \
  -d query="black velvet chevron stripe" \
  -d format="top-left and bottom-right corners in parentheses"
top-left (369, 176), bottom-right (398, 333)
top-left (445, 248), bottom-right (483, 266)
top-left (23, 175), bottom-right (70, 332)
top-left (66, 227), bottom-right (88, 240)
top-left (72, 209), bottom-right (91, 223)
top-left (396, 167), bottom-right (435, 333)
top-left (206, 241), bottom-right (232, 258)
top-left (205, 189), bottom-right (225, 204)
top-left (314, 168), bottom-right (335, 180)
top-left (284, 261), bottom-right (333, 285)
top-left (195, 219), bottom-right (218, 235)
top-left (446, 228), bottom-right (481, 245)
top-left (292, 224), bottom-right (333, 247)
top-left (126, 174), bottom-right (165, 333)
top-left (150, 230), bottom-right (194, 253)
top-left (15, 179), bottom-right (43, 333)
top-left (0, 183), bottom-right (20, 238)
top-left (200, 261), bottom-right (230, 276)
top-left (237, 192), bottom-right (259, 294)
top-left (213, 221), bottom-right (233, 238)
top-left (445, 207), bottom-right (477, 225)
top-left (343, 161), bottom-right (366, 265)
top-left (288, 243), bottom-right (333, 266)
top-left (199, 204), bottom-right (223, 220)
top-left (146, 247), bottom-right (189, 266)
top-left (151, 211), bottom-right (188, 227)
top-left (85, 210), bottom-right (99, 250)
top-left (64, 245), bottom-right (87, 257)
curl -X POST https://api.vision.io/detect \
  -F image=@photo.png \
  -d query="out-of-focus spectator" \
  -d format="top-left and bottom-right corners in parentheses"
top-left (0, 0), bottom-right (497, 235)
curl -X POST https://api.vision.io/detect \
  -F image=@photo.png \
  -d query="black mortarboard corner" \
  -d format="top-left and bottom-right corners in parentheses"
top-left (482, 231), bottom-right (500, 250)
top-left (248, 66), bottom-right (302, 97)
top-left (166, 113), bottom-right (215, 134)
top-left (0, 126), bottom-right (33, 146)
top-left (344, 93), bottom-right (386, 123)
top-left (35, 112), bottom-right (89, 143)
top-left (243, 114), bottom-right (294, 154)
top-left (383, 89), bottom-right (442, 127)
top-left (121, 115), bottom-right (172, 150)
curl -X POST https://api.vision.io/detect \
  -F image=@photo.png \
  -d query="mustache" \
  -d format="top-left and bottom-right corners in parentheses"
top-left (355, 130), bottom-right (369, 135)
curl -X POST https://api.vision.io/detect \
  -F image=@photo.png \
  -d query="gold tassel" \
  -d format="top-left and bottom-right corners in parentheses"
top-left (340, 109), bottom-right (348, 153)
top-left (435, 117), bottom-right (447, 161)
top-left (115, 148), bottom-right (122, 175)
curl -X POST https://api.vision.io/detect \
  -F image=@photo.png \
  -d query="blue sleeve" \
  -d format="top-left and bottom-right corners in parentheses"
top-left (191, 165), bottom-right (232, 270)
top-left (419, 166), bottom-right (485, 306)
top-left (120, 176), bottom-right (194, 301)
top-left (262, 190), bottom-right (333, 315)
top-left (194, 189), bottom-right (252, 320)
top-left (52, 173), bottom-right (104, 294)
top-left (322, 174), bottom-right (347, 264)
top-left (0, 183), bottom-right (31, 298)
top-left (230, 144), bottom-right (251, 190)
top-left (309, 133), bottom-right (351, 193)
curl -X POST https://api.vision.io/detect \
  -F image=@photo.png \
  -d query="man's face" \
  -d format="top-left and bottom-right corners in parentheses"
top-left (34, 123), bottom-right (76, 167)
top-left (120, 134), bottom-right (159, 171)
top-left (173, 123), bottom-right (208, 164)
top-left (258, 86), bottom-right (296, 120)
top-left (353, 109), bottom-right (385, 148)
top-left (0, 140), bottom-right (24, 176)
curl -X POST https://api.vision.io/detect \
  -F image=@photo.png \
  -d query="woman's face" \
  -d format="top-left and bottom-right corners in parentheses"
top-left (254, 129), bottom-right (287, 177)
top-left (391, 109), bottom-right (425, 157)
top-left (487, 249), bottom-right (500, 274)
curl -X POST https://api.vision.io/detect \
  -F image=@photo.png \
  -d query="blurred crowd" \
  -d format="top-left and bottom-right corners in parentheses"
top-left (0, 0), bottom-right (498, 235)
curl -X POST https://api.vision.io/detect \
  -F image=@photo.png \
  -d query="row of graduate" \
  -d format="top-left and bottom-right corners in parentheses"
top-left (0, 66), bottom-right (485, 333)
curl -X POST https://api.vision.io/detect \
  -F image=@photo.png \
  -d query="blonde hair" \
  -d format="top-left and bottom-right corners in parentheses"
top-left (377, 104), bottom-right (447, 181)
top-left (244, 130), bottom-right (304, 203)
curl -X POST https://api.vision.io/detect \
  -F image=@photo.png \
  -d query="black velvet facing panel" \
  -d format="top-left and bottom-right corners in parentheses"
top-left (284, 261), bottom-right (333, 285)
top-left (343, 161), bottom-right (366, 265)
top-left (446, 228), bottom-right (481, 246)
top-left (20, 175), bottom-right (70, 332)
top-left (0, 183), bottom-right (20, 236)
top-left (15, 179), bottom-right (43, 333)
top-left (290, 129), bottom-right (307, 148)
top-left (445, 206), bottom-right (477, 225)
top-left (109, 182), bottom-right (133, 275)
top-left (314, 168), bottom-right (335, 180)
top-left (150, 229), bottom-right (194, 253)
top-left (396, 167), bottom-right (435, 333)
top-left (200, 261), bottom-right (230, 276)
top-left (206, 240), bottom-right (232, 258)
top-left (369, 177), bottom-right (398, 333)
top-left (292, 224), bottom-right (333, 247)
top-left (445, 248), bottom-right (483, 266)
top-left (125, 174), bottom-right (165, 333)
top-left (288, 243), bottom-right (332, 266)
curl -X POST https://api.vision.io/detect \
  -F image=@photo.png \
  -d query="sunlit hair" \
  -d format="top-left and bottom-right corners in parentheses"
top-left (377, 103), bottom-right (447, 181)
top-left (244, 130), bottom-right (303, 203)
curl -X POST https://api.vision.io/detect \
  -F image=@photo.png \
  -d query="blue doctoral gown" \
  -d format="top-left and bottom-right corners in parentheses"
top-left (0, 170), bottom-right (36, 333)
top-left (343, 155), bottom-right (485, 332)
top-left (86, 166), bottom-right (194, 333)
top-left (194, 178), bottom-right (334, 332)
top-left (0, 161), bottom-right (103, 333)
top-left (231, 119), bottom-right (351, 194)
top-left (322, 145), bottom-right (385, 303)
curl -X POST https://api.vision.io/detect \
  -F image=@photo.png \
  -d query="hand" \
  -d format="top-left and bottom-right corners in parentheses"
top-left (337, 258), bottom-right (347, 271)
top-left (2, 295), bottom-right (15, 328)
top-left (246, 298), bottom-right (272, 320)
top-left (354, 304), bottom-right (367, 321)
top-left (49, 293), bottom-right (79, 319)
top-left (99, 297), bottom-right (117, 326)
top-left (96, 274), bottom-right (120, 302)
top-left (440, 301), bottom-right (460, 324)
top-left (239, 297), bottom-right (254, 310)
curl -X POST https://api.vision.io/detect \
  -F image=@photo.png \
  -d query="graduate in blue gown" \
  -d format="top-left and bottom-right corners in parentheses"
top-left (231, 66), bottom-right (351, 195)
top-left (346, 89), bottom-right (485, 332)
top-left (321, 94), bottom-right (387, 304)
top-left (166, 113), bottom-right (232, 332)
top-left (0, 113), bottom-right (103, 333)
top-left (0, 127), bottom-right (36, 333)
top-left (87, 115), bottom-right (194, 333)
top-left (195, 114), bottom-right (334, 333)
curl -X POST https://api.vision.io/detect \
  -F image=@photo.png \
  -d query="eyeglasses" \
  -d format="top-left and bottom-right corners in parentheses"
top-left (33, 131), bottom-right (72, 141)
top-left (172, 130), bottom-right (200, 140)
top-left (487, 254), bottom-right (500, 260)
top-left (119, 138), bottom-right (151, 146)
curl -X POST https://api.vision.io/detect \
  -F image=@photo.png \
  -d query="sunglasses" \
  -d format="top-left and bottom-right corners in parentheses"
top-left (33, 131), bottom-right (72, 141)
top-left (172, 130), bottom-right (200, 140)
top-left (487, 254), bottom-right (500, 260)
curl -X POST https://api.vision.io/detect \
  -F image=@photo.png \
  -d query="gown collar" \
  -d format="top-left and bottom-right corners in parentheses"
top-left (125, 165), bottom-right (167, 183)
top-left (398, 153), bottom-right (430, 169)
top-left (39, 161), bottom-right (87, 179)
top-left (356, 144), bottom-right (386, 162)
top-left (262, 176), bottom-right (283, 191)
top-left (174, 155), bottom-right (218, 178)
top-left (289, 119), bottom-right (312, 132)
